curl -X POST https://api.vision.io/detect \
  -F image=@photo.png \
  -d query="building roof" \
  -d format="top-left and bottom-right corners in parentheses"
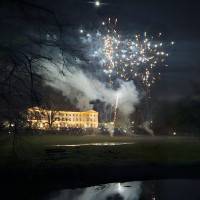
top-left (85, 110), bottom-right (98, 113)
top-left (28, 107), bottom-right (98, 113)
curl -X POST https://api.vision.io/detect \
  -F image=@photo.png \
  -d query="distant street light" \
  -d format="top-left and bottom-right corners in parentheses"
top-left (173, 132), bottom-right (177, 136)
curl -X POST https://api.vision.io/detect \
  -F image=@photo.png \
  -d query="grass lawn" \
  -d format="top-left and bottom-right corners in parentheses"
top-left (1, 133), bottom-right (200, 170)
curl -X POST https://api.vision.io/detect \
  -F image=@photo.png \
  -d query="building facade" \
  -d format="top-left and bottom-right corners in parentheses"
top-left (27, 107), bottom-right (98, 129)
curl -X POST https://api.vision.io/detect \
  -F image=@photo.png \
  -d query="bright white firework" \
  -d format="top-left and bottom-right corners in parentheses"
top-left (80, 18), bottom-right (174, 88)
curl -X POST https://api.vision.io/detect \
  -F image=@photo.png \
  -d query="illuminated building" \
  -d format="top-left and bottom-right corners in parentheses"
top-left (27, 107), bottom-right (98, 129)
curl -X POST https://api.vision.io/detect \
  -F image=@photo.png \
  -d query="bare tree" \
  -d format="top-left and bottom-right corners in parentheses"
top-left (0, 0), bottom-right (78, 157)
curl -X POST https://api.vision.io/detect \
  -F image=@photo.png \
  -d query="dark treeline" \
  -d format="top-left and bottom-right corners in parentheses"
top-left (152, 97), bottom-right (200, 135)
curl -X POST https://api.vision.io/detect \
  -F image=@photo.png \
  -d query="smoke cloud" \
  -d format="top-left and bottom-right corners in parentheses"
top-left (41, 61), bottom-right (139, 117)
top-left (139, 121), bottom-right (154, 136)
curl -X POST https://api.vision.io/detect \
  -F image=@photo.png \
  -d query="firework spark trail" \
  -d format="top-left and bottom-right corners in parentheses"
top-left (79, 18), bottom-right (174, 88)
top-left (113, 93), bottom-right (119, 125)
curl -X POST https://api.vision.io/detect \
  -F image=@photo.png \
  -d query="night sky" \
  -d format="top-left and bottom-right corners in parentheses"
top-left (34, 0), bottom-right (200, 100)
top-left (1, 0), bottom-right (200, 102)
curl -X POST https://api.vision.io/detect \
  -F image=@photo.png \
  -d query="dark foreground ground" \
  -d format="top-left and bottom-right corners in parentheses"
top-left (1, 133), bottom-right (200, 199)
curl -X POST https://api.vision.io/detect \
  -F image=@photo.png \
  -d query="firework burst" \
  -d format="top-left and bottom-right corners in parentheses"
top-left (79, 18), bottom-right (174, 88)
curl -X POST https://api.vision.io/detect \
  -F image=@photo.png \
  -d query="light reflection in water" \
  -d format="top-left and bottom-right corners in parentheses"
top-left (47, 181), bottom-right (142, 200)
top-left (45, 179), bottom-right (200, 200)
top-left (52, 142), bottom-right (134, 147)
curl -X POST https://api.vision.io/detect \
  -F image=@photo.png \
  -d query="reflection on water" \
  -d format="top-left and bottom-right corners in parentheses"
top-left (52, 142), bottom-right (134, 147)
top-left (47, 182), bottom-right (141, 200)
top-left (45, 180), bottom-right (200, 200)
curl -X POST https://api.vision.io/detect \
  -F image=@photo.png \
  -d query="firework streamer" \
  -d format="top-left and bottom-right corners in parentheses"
top-left (113, 93), bottom-right (119, 126)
